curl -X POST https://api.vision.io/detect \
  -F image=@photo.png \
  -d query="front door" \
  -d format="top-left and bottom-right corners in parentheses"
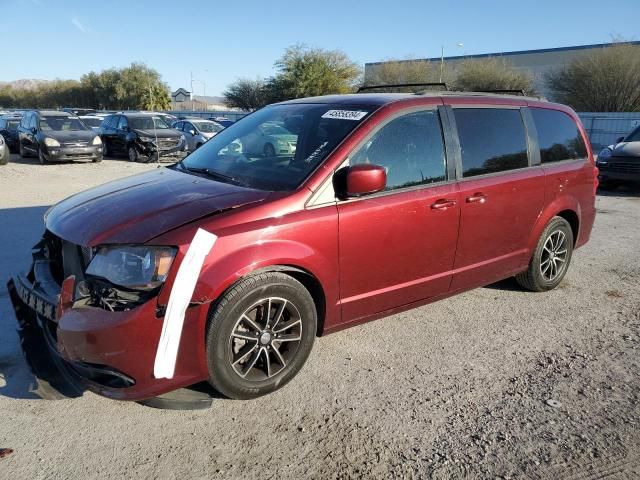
top-left (448, 107), bottom-right (545, 291)
top-left (338, 108), bottom-right (460, 322)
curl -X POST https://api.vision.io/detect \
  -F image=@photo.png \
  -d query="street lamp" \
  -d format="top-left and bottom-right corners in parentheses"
top-left (439, 43), bottom-right (464, 83)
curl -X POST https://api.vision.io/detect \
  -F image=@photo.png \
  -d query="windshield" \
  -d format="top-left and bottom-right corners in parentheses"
top-left (81, 117), bottom-right (103, 128)
top-left (194, 121), bottom-right (223, 133)
top-left (180, 103), bottom-right (375, 191)
top-left (129, 116), bottom-right (171, 130)
top-left (40, 116), bottom-right (88, 131)
top-left (625, 127), bottom-right (640, 143)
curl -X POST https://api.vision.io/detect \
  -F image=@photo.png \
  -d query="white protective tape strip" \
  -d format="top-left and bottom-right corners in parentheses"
top-left (153, 228), bottom-right (217, 379)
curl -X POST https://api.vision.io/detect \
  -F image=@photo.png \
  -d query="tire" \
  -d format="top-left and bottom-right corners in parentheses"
top-left (102, 140), bottom-right (110, 157)
top-left (264, 143), bottom-right (276, 157)
top-left (516, 216), bottom-right (574, 292)
top-left (38, 147), bottom-right (48, 165)
top-left (92, 154), bottom-right (102, 163)
top-left (127, 145), bottom-right (138, 162)
top-left (206, 272), bottom-right (317, 400)
top-left (19, 141), bottom-right (28, 158)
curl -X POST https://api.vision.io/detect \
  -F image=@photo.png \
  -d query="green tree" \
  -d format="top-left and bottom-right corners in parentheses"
top-left (545, 43), bottom-right (640, 111)
top-left (270, 44), bottom-right (361, 101)
top-left (223, 78), bottom-right (269, 111)
top-left (451, 57), bottom-right (535, 94)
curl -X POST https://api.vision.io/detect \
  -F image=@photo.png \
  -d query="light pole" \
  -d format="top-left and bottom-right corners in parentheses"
top-left (440, 43), bottom-right (464, 83)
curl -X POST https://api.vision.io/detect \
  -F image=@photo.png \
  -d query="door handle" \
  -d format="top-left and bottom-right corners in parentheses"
top-left (466, 193), bottom-right (487, 204)
top-left (431, 199), bottom-right (457, 210)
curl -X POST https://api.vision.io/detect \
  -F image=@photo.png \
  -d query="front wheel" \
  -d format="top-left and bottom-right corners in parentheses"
top-left (516, 216), bottom-right (574, 292)
top-left (263, 143), bottom-right (276, 157)
top-left (127, 145), bottom-right (138, 162)
top-left (38, 147), bottom-right (48, 165)
top-left (206, 272), bottom-right (317, 399)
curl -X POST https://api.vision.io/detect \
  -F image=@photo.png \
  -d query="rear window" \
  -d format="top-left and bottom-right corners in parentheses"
top-left (454, 108), bottom-right (529, 178)
top-left (531, 108), bottom-right (587, 163)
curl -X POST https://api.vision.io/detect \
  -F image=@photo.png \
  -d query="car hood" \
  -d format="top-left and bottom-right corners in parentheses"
top-left (611, 142), bottom-right (640, 158)
top-left (42, 130), bottom-right (97, 142)
top-left (134, 128), bottom-right (182, 139)
top-left (45, 167), bottom-right (271, 246)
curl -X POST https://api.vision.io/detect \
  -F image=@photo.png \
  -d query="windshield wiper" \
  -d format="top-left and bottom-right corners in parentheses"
top-left (181, 165), bottom-right (246, 186)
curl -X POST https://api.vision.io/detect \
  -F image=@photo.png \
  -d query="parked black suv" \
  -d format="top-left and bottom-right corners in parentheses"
top-left (0, 114), bottom-right (22, 152)
top-left (100, 113), bottom-right (186, 162)
top-left (18, 110), bottom-right (103, 164)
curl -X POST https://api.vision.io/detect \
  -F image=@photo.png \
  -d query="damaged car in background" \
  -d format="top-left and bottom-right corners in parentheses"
top-left (597, 125), bottom-right (640, 188)
top-left (99, 113), bottom-right (186, 162)
top-left (8, 91), bottom-right (596, 406)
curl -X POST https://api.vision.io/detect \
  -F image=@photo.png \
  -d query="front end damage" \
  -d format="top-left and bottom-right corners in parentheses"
top-left (7, 232), bottom-right (213, 408)
top-left (134, 134), bottom-right (187, 162)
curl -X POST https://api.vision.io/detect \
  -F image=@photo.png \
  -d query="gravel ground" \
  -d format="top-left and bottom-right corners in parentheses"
top-left (0, 154), bottom-right (639, 479)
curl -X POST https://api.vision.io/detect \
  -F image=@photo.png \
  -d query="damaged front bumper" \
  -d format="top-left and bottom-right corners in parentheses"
top-left (135, 137), bottom-right (187, 162)
top-left (7, 240), bottom-right (210, 402)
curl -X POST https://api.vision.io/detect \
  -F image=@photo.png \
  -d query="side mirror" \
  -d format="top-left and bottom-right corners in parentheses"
top-left (334, 164), bottom-right (387, 199)
top-left (31, 127), bottom-right (37, 134)
top-left (616, 136), bottom-right (625, 144)
top-left (189, 129), bottom-right (196, 136)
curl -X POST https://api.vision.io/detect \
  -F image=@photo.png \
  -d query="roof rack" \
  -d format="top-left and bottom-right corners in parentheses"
top-left (357, 82), bottom-right (449, 93)
top-left (475, 89), bottom-right (528, 96)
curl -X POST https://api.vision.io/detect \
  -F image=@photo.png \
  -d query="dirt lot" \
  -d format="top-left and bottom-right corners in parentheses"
top-left (0, 154), bottom-right (639, 479)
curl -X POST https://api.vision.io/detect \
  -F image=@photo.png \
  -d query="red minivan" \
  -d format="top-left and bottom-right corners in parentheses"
top-left (9, 92), bottom-right (597, 402)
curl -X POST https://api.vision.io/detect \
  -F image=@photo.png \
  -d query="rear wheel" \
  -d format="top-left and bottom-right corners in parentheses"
top-left (206, 272), bottom-right (317, 399)
top-left (516, 216), bottom-right (573, 292)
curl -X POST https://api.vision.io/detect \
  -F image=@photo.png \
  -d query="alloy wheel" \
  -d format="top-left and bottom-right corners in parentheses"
top-left (540, 230), bottom-right (568, 282)
top-left (228, 297), bottom-right (302, 381)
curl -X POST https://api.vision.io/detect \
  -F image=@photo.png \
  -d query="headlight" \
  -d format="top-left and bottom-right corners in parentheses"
top-left (44, 137), bottom-right (60, 147)
top-left (597, 148), bottom-right (612, 163)
top-left (86, 246), bottom-right (177, 290)
top-left (179, 134), bottom-right (186, 144)
top-left (92, 136), bottom-right (102, 145)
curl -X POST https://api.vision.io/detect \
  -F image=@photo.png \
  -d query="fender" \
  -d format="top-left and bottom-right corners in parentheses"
top-left (525, 193), bottom-right (581, 255)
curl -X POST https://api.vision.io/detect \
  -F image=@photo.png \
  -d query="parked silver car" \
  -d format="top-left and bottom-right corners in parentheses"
top-left (172, 119), bottom-right (224, 151)
top-left (0, 134), bottom-right (10, 165)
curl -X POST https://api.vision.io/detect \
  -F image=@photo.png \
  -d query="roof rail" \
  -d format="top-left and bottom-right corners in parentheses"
top-left (357, 82), bottom-right (449, 93)
top-left (475, 89), bottom-right (528, 96)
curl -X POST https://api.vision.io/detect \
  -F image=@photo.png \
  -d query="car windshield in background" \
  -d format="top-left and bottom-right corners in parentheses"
top-left (194, 121), bottom-right (223, 133)
top-left (129, 116), bottom-right (171, 130)
top-left (81, 118), bottom-right (103, 128)
top-left (40, 116), bottom-right (88, 131)
top-left (7, 120), bottom-right (20, 129)
top-left (179, 104), bottom-right (375, 191)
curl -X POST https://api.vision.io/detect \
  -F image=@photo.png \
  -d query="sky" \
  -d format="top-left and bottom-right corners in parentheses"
top-left (0, 0), bottom-right (638, 96)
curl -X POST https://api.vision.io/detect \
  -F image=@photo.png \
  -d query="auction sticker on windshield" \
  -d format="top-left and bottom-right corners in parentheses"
top-left (321, 110), bottom-right (368, 121)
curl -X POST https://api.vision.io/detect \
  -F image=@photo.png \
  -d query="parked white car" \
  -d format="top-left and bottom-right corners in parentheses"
top-left (172, 119), bottom-right (224, 151)
top-left (0, 134), bottom-right (10, 165)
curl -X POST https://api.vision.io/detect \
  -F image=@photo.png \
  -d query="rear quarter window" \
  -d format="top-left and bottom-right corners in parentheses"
top-left (454, 108), bottom-right (529, 178)
top-left (531, 108), bottom-right (587, 163)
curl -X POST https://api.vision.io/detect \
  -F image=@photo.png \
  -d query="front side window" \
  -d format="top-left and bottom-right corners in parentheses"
top-left (531, 108), bottom-right (587, 163)
top-left (454, 108), bottom-right (528, 178)
top-left (180, 103), bottom-right (375, 191)
top-left (350, 110), bottom-right (447, 190)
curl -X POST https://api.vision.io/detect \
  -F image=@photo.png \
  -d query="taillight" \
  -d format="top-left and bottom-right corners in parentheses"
top-left (593, 165), bottom-right (599, 194)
